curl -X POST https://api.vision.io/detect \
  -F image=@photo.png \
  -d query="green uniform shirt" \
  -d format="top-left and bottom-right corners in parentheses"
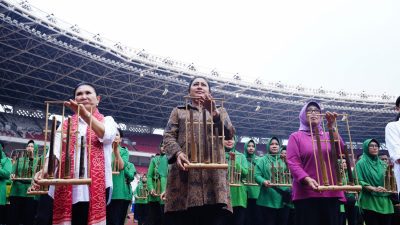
top-left (255, 155), bottom-right (289, 209)
top-left (0, 151), bottom-right (12, 205)
top-left (147, 154), bottom-right (168, 203)
top-left (111, 146), bottom-right (136, 200)
top-left (226, 150), bottom-right (248, 208)
top-left (356, 139), bottom-right (394, 214)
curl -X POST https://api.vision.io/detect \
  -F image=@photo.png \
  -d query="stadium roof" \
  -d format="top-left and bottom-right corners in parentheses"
top-left (0, 0), bottom-right (397, 145)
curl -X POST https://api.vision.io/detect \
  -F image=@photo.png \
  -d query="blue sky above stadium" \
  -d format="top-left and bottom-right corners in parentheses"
top-left (30, 0), bottom-right (399, 96)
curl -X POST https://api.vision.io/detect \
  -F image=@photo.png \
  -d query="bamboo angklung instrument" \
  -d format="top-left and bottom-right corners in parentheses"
top-left (214, 127), bottom-right (220, 165)
top-left (184, 96), bottom-right (228, 169)
top-left (314, 126), bottom-right (329, 186)
top-left (271, 163), bottom-right (276, 184)
top-left (27, 155), bottom-right (34, 178)
top-left (14, 151), bottom-right (21, 178)
top-left (343, 145), bottom-right (354, 185)
top-left (390, 165), bottom-right (396, 192)
top-left (21, 151), bottom-right (27, 178)
top-left (79, 136), bottom-right (85, 179)
top-left (63, 117), bottom-right (71, 179)
top-left (328, 127), bottom-right (342, 185)
top-left (48, 117), bottom-right (57, 178)
top-left (203, 108), bottom-right (209, 163)
top-left (190, 109), bottom-right (197, 163)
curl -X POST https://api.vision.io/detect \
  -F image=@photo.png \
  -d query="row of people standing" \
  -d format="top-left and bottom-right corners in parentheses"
top-left (160, 76), bottom-right (399, 225)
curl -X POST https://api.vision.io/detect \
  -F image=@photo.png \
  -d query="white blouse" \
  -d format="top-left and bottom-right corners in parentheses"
top-left (385, 120), bottom-right (400, 193)
top-left (48, 116), bottom-right (117, 204)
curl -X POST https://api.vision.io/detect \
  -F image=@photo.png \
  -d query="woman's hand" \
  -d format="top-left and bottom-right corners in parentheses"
top-left (160, 192), bottom-right (167, 201)
top-left (176, 151), bottom-right (189, 171)
top-left (263, 180), bottom-right (271, 187)
top-left (325, 111), bottom-right (338, 128)
top-left (32, 169), bottom-right (46, 191)
top-left (64, 99), bottom-right (91, 119)
top-left (199, 94), bottom-right (218, 116)
top-left (304, 176), bottom-right (319, 191)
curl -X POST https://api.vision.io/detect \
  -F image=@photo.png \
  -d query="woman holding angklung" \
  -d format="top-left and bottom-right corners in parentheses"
top-left (163, 76), bottom-right (235, 225)
top-left (33, 82), bottom-right (117, 225)
top-left (286, 101), bottom-right (345, 225)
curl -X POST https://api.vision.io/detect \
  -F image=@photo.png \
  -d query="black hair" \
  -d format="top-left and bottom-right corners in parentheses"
top-left (27, 140), bottom-right (35, 145)
top-left (0, 141), bottom-right (4, 150)
top-left (117, 128), bottom-right (124, 138)
top-left (73, 82), bottom-right (98, 97)
top-left (187, 76), bottom-right (211, 93)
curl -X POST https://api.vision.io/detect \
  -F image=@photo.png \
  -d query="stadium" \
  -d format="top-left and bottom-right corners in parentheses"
top-left (0, 0), bottom-right (397, 170)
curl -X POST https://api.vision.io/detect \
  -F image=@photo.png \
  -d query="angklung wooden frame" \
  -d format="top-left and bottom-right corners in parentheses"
top-left (268, 154), bottom-right (293, 187)
top-left (184, 96), bottom-right (228, 169)
top-left (36, 101), bottom-right (92, 186)
top-left (309, 113), bottom-right (362, 192)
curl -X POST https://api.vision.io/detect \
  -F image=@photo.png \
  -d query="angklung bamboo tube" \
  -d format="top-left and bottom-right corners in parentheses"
top-left (27, 155), bottom-right (33, 178)
top-left (328, 127), bottom-right (342, 185)
top-left (271, 163), bottom-right (276, 184)
top-left (190, 109), bottom-right (197, 163)
top-left (314, 126), bottom-right (329, 186)
top-left (79, 136), bottom-right (85, 179)
top-left (390, 165), bottom-right (396, 192)
top-left (343, 145), bottom-right (354, 185)
top-left (230, 152), bottom-right (236, 184)
top-left (214, 127), bottom-right (220, 163)
top-left (203, 108), bottom-right (209, 163)
top-left (64, 117), bottom-right (72, 179)
top-left (15, 152), bottom-right (21, 178)
top-left (48, 117), bottom-right (57, 178)
top-left (21, 151), bottom-right (27, 178)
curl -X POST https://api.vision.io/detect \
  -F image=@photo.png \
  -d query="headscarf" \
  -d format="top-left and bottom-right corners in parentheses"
top-left (298, 101), bottom-right (322, 132)
top-left (224, 135), bottom-right (238, 153)
top-left (357, 139), bottom-right (388, 196)
top-left (266, 137), bottom-right (281, 162)
top-left (244, 139), bottom-right (257, 160)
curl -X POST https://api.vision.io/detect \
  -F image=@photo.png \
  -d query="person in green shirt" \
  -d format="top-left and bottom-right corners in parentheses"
top-left (356, 138), bottom-right (394, 225)
top-left (225, 136), bottom-right (249, 225)
top-left (0, 142), bottom-right (12, 225)
top-left (147, 142), bottom-right (168, 225)
top-left (243, 139), bottom-right (260, 225)
top-left (9, 140), bottom-right (39, 225)
top-left (255, 137), bottom-right (290, 225)
top-left (107, 129), bottom-right (136, 225)
top-left (134, 174), bottom-right (149, 225)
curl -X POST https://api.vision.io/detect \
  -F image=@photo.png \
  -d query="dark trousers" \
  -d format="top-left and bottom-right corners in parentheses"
top-left (355, 206), bottom-right (364, 225)
top-left (363, 209), bottom-right (392, 225)
top-left (147, 201), bottom-right (164, 225)
top-left (0, 205), bottom-right (7, 225)
top-left (8, 196), bottom-right (37, 225)
top-left (286, 207), bottom-right (296, 225)
top-left (245, 199), bottom-right (259, 225)
top-left (72, 202), bottom-right (89, 225)
top-left (106, 199), bottom-right (131, 225)
top-left (229, 206), bottom-right (246, 225)
top-left (293, 197), bottom-right (340, 225)
top-left (134, 203), bottom-right (149, 225)
top-left (34, 194), bottom-right (53, 225)
top-left (164, 204), bottom-right (231, 225)
top-left (258, 205), bottom-right (290, 225)
top-left (344, 198), bottom-right (357, 225)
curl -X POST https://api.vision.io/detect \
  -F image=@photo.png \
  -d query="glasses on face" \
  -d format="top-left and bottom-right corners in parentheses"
top-left (368, 144), bottom-right (379, 148)
top-left (306, 109), bottom-right (321, 114)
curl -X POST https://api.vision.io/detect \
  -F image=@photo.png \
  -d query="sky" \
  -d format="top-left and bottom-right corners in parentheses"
top-left (28, 0), bottom-right (400, 96)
